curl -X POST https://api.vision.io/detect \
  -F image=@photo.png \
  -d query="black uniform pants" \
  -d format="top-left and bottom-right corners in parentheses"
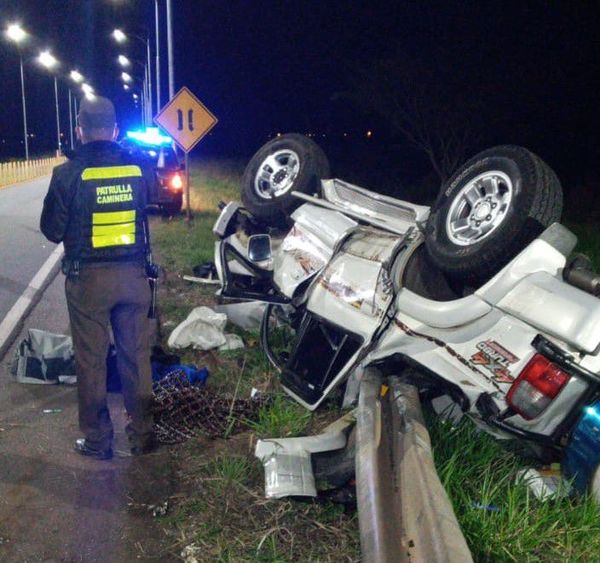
top-left (65, 262), bottom-right (154, 451)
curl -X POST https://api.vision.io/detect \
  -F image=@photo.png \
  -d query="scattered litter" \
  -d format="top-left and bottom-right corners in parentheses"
top-left (181, 544), bottom-right (201, 563)
top-left (516, 466), bottom-right (571, 500)
top-left (192, 262), bottom-right (218, 280)
top-left (42, 408), bottom-right (62, 414)
top-left (12, 329), bottom-right (75, 385)
top-left (471, 501), bottom-right (500, 512)
top-left (149, 500), bottom-right (169, 518)
top-left (182, 275), bottom-right (221, 285)
top-left (58, 375), bottom-right (77, 385)
top-left (255, 412), bottom-right (355, 498)
top-left (155, 364), bottom-right (209, 385)
top-left (214, 301), bottom-right (266, 330)
top-left (152, 369), bottom-right (268, 443)
top-left (127, 500), bottom-right (169, 517)
top-left (167, 306), bottom-right (244, 351)
top-left (219, 333), bottom-right (244, 351)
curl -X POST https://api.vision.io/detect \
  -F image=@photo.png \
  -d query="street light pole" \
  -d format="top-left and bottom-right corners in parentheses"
top-left (6, 25), bottom-right (30, 160)
top-left (19, 54), bottom-right (29, 160)
top-left (155, 0), bottom-right (161, 110)
top-left (166, 0), bottom-right (174, 99)
top-left (146, 38), bottom-right (153, 117)
top-left (68, 89), bottom-right (74, 150)
top-left (54, 76), bottom-right (61, 154)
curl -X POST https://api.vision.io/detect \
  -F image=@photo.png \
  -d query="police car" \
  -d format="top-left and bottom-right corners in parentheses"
top-left (121, 127), bottom-right (184, 215)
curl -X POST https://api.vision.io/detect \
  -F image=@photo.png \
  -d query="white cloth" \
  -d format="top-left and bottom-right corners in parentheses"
top-left (167, 306), bottom-right (244, 351)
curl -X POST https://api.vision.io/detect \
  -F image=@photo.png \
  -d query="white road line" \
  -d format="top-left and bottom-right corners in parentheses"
top-left (0, 243), bottom-right (64, 359)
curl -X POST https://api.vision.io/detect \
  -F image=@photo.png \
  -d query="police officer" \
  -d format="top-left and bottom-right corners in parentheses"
top-left (40, 96), bottom-right (158, 460)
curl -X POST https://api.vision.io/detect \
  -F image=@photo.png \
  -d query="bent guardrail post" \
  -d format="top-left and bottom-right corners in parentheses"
top-left (356, 368), bottom-right (473, 563)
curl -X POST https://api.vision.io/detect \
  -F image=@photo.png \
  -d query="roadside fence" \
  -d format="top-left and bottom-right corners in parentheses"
top-left (0, 157), bottom-right (65, 188)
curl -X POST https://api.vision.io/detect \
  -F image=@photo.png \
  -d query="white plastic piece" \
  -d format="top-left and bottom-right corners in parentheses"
top-left (516, 468), bottom-right (571, 500)
top-left (255, 413), bottom-right (354, 498)
top-left (219, 333), bottom-right (245, 351)
top-left (167, 306), bottom-right (228, 350)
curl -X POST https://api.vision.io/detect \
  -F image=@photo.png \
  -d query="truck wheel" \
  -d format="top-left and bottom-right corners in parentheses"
top-left (425, 145), bottom-right (563, 282)
top-left (241, 133), bottom-right (330, 227)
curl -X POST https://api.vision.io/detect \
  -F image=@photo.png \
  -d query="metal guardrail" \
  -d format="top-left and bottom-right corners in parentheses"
top-left (0, 157), bottom-right (65, 188)
top-left (356, 367), bottom-right (473, 563)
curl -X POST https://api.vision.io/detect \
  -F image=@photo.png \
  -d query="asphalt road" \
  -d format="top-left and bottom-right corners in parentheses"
top-left (0, 176), bottom-right (58, 322)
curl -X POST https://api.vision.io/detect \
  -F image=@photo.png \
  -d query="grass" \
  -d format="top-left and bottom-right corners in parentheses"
top-left (246, 394), bottom-right (313, 438)
top-left (428, 416), bottom-right (600, 562)
top-left (150, 157), bottom-right (600, 562)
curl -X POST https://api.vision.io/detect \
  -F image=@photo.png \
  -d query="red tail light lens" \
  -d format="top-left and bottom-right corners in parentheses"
top-left (170, 173), bottom-right (183, 190)
top-left (507, 354), bottom-right (570, 420)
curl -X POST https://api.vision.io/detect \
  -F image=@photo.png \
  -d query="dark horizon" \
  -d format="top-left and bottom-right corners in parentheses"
top-left (1, 1), bottom-right (599, 200)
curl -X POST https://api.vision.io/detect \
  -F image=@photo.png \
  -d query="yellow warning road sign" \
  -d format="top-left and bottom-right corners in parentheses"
top-left (154, 87), bottom-right (218, 153)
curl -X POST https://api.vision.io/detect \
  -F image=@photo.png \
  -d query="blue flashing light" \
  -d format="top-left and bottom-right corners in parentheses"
top-left (126, 127), bottom-right (172, 146)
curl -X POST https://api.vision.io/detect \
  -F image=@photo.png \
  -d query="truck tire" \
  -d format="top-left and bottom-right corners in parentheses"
top-left (425, 145), bottom-right (563, 282)
top-left (241, 133), bottom-right (330, 227)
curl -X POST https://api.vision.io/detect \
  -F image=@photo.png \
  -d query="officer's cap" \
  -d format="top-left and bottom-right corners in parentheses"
top-left (78, 96), bottom-right (117, 129)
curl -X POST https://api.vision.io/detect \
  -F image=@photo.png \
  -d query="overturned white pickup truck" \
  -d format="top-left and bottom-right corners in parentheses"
top-left (212, 134), bottom-right (600, 500)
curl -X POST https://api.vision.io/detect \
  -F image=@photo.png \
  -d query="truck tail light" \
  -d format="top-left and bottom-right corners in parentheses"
top-left (507, 354), bottom-right (570, 420)
top-left (170, 173), bottom-right (183, 190)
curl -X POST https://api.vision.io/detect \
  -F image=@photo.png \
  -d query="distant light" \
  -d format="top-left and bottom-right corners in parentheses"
top-left (6, 23), bottom-right (27, 44)
top-left (121, 72), bottom-right (132, 83)
top-left (118, 54), bottom-right (131, 67)
top-left (126, 127), bottom-right (172, 146)
top-left (38, 50), bottom-right (58, 69)
top-left (81, 83), bottom-right (94, 95)
top-left (113, 29), bottom-right (127, 43)
top-left (366, 130), bottom-right (373, 138)
top-left (132, 93), bottom-right (139, 100)
top-left (123, 84), bottom-right (130, 91)
top-left (70, 70), bottom-right (84, 83)
top-left (277, 132), bottom-right (281, 137)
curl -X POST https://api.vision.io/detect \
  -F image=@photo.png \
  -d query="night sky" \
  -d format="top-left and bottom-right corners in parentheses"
top-left (1, 1), bottom-right (599, 201)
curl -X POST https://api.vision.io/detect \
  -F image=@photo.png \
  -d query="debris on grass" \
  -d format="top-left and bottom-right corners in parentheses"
top-left (180, 543), bottom-right (201, 563)
top-left (153, 369), bottom-right (269, 443)
top-left (516, 467), bottom-right (571, 500)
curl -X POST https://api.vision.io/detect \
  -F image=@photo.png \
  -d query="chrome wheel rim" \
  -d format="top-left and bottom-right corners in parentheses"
top-left (446, 171), bottom-right (513, 246)
top-left (254, 149), bottom-right (301, 199)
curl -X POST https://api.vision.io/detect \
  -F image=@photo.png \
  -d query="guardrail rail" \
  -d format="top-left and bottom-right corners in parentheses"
top-left (356, 367), bottom-right (473, 563)
top-left (0, 156), bottom-right (65, 188)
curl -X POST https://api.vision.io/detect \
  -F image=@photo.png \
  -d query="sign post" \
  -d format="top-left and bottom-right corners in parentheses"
top-left (154, 86), bottom-right (218, 222)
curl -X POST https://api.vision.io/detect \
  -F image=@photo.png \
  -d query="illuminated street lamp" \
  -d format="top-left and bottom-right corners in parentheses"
top-left (81, 83), bottom-right (95, 100)
top-left (123, 83), bottom-right (130, 91)
top-left (38, 50), bottom-right (58, 69)
top-left (37, 50), bottom-right (62, 154)
top-left (112, 28), bottom-right (127, 43)
top-left (70, 70), bottom-right (84, 83)
top-left (6, 23), bottom-right (26, 43)
top-left (5, 23), bottom-right (29, 159)
top-left (118, 54), bottom-right (131, 67)
top-left (121, 71), bottom-right (132, 83)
